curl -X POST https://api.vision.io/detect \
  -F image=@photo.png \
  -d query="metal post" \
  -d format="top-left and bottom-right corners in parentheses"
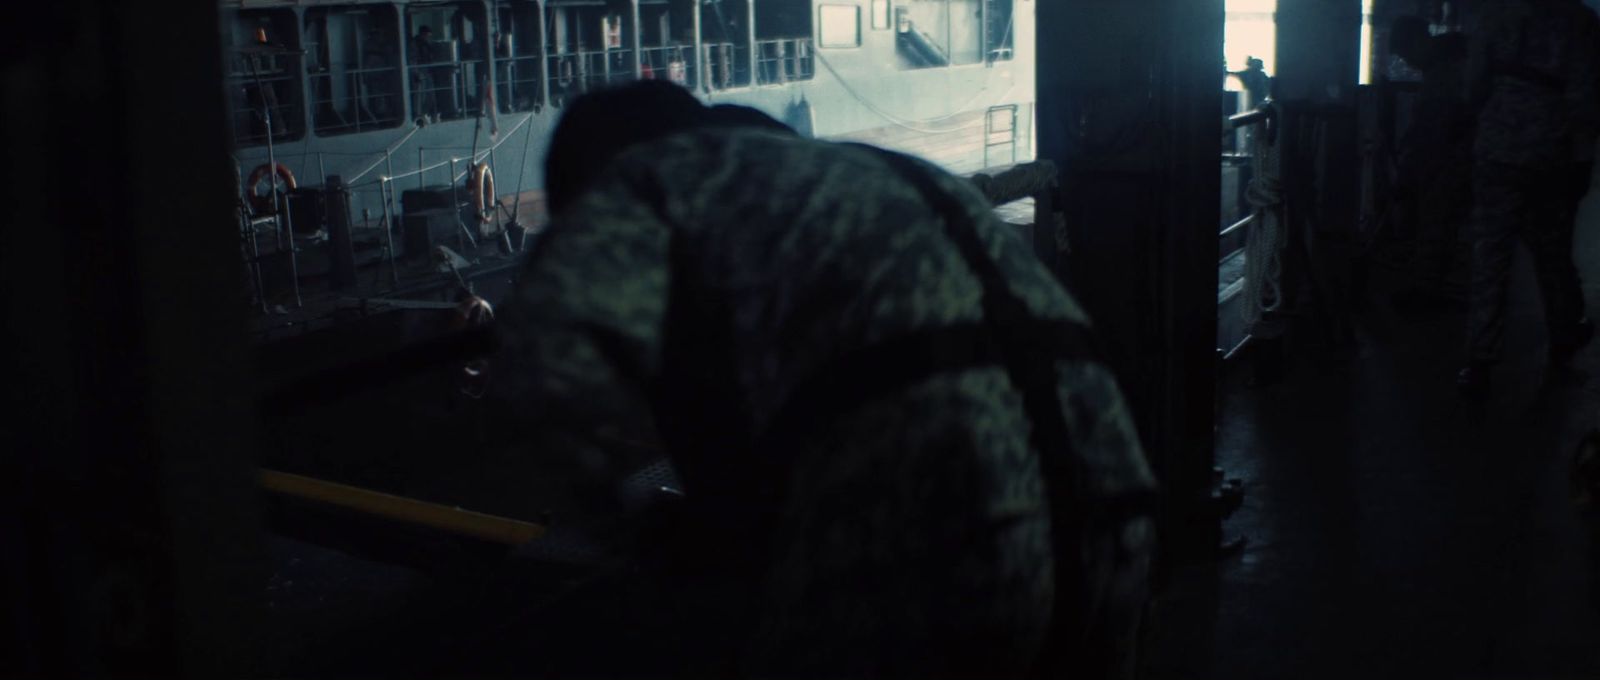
top-left (281, 189), bottom-right (302, 308)
top-left (325, 176), bottom-right (357, 290)
top-left (745, 0), bottom-right (756, 86)
top-left (630, 0), bottom-right (642, 81)
top-left (535, 4), bottom-right (548, 109)
top-left (236, 157), bottom-right (268, 313)
top-left (319, 152), bottom-right (327, 186)
top-left (380, 178), bottom-right (400, 289)
top-left (691, 0), bottom-right (704, 92)
top-left (242, 206), bottom-right (268, 314)
top-left (448, 156), bottom-right (478, 251)
top-left (253, 59), bottom-right (302, 308)
top-left (419, 147), bottom-right (426, 192)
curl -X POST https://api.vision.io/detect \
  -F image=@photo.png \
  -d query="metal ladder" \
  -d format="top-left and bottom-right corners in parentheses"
top-left (984, 104), bottom-right (1019, 169)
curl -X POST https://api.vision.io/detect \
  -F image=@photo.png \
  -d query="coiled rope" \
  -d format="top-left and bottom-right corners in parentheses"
top-left (1242, 108), bottom-right (1286, 329)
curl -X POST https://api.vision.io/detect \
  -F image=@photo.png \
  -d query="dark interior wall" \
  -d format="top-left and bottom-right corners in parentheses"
top-left (2, 2), bottom-right (264, 676)
top-left (1275, 0), bottom-right (1362, 105)
top-left (1271, 0), bottom-right (1365, 344)
top-left (1037, 0), bottom-right (1224, 558)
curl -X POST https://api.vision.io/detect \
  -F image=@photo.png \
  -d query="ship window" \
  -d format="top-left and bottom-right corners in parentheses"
top-left (985, 0), bottom-right (1014, 62)
top-left (872, 1), bottom-right (892, 30)
top-left (700, 0), bottom-right (752, 90)
top-left (1224, 0), bottom-right (1276, 78)
top-left (304, 6), bottom-right (404, 136)
top-left (223, 9), bottom-right (306, 146)
top-left (494, 1), bottom-right (545, 112)
top-left (818, 5), bottom-right (861, 49)
top-left (895, 0), bottom-right (1005, 68)
top-left (547, 0), bottom-right (640, 106)
top-left (406, 2), bottom-right (491, 123)
top-left (640, 0), bottom-right (699, 89)
top-left (755, 1), bottom-right (814, 84)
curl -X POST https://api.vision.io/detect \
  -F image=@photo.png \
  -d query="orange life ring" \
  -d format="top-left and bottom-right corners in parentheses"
top-left (468, 163), bottom-right (496, 225)
top-left (246, 162), bottom-right (297, 214)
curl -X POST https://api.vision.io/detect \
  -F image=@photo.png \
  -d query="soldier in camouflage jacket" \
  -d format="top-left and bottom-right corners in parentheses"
top-left (494, 82), bottom-right (1157, 679)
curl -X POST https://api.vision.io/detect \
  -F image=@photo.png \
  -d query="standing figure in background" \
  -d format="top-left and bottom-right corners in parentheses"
top-left (360, 24), bottom-right (398, 124)
top-left (1389, 15), bottom-right (1475, 308)
top-left (1233, 56), bottom-right (1272, 111)
top-left (411, 25), bottom-right (440, 122)
top-left (1457, 0), bottom-right (1600, 396)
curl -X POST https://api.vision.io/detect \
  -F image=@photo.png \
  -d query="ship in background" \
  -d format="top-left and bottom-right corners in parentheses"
top-left (225, 1), bottom-right (1039, 575)
top-left (225, 0), bottom-right (1035, 234)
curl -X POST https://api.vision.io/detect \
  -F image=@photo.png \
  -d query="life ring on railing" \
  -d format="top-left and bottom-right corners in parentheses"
top-left (246, 162), bottom-right (297, 214)
top-left (468, 163), bottom-right (496, 225)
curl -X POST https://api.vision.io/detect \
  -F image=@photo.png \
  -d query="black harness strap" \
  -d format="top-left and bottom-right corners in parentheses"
top-left (860, 148), bottom-right (1155, 674)
top-left (762, 319), bottom-right (1102, 447)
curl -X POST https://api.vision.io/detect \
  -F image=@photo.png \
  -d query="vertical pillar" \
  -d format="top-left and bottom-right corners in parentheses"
top-left (693, 0), bottom-right (706, 91)
top-left (3, 1), bottom-right (263, 676)
top-left (631, 0), bottom-right (643, 79)
top-left (537, 0), bottom-right (551, 107)
top-left (1037, 0), bottom-right (1224, 560)
top-left (326, 176), bottom-right (358, 290)
top-left (746, 0), bottom-right (758, 87)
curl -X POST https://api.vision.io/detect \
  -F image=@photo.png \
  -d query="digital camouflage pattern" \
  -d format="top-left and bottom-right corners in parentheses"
top-left (494, 126), bottom-right (1156, 677)
top-left (1463, 0), bottom-right (1600, 364)
top-left (1466, 0), bottom-right (1600, 168)
top-left (1466, 163), bottom-right (1588, 363)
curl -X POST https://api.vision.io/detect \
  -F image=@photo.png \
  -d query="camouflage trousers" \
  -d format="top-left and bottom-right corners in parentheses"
top-left (1466, 162), bottom-right (1587, 364)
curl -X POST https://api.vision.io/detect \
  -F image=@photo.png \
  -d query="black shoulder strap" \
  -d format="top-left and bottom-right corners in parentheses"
top-left (865, 147), bottom-right (1091, 505)
top-left (864, 148), bottom-right (1157, 672)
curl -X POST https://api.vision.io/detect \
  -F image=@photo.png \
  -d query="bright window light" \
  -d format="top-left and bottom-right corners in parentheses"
top-left (1224, 0), bottom-right (1277, 85)
top-left (1359, 0), bottom-right (1375, 85)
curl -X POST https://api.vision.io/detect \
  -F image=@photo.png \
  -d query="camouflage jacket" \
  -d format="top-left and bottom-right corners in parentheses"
top-left (494, 127), bottom-right (1156, 672)
top-left (1466, 0), bottom-right (1600, 167)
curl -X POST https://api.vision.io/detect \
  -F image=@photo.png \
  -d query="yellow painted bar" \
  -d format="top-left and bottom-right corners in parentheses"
top-left (259, 469), bottom-right (546, 545)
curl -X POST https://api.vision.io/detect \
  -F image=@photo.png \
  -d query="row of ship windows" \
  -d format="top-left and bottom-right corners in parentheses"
top-left (227, 1), bottom-right (1016, 145)
top-left (228, 1), bottom-right (824, 144)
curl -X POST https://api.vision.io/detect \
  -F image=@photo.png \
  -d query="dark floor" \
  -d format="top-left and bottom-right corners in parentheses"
top-left (258, 198), bottom-right (1600, 678)
top-left (1142, 198), bottom-right (1600, 679)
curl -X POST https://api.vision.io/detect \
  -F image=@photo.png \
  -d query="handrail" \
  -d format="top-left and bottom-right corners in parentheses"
top-left (346, 124), bottom-right (424, 183)
top-left (1229, 104), bottom-right (1275, 129)
top-left (354, 112), bottom-right (535, 189)
top-left (1220, 213), bottom-right (1256, 238)
top-left (309, 64), bottom-right (401, 77)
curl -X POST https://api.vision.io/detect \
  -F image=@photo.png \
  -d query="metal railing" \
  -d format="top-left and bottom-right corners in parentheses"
top-left (755, 38), bottom-right (814, 85)
top-left (984, 104), bottom-right (1019, 168)
top-left (640, 45), bottom-right (697, 88)
top-left (1221, 103), bottom-right (1275, 249)
top-left (494, 55), bottom-right (543, 112)
top-left (546, 49), bottom-right (635, 105)
top-left (228, 51), bottom-right (304, 145)
top-left (409, 59), bottom-right (469, 121)
top-left (702, 41), bottom-right (750, 90)
top-left (308, 65), bottom-right (405, 136)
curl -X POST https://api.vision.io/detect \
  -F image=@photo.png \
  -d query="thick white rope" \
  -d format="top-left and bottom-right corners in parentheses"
top-left (1241, 111), bottom-right (1286, 329)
